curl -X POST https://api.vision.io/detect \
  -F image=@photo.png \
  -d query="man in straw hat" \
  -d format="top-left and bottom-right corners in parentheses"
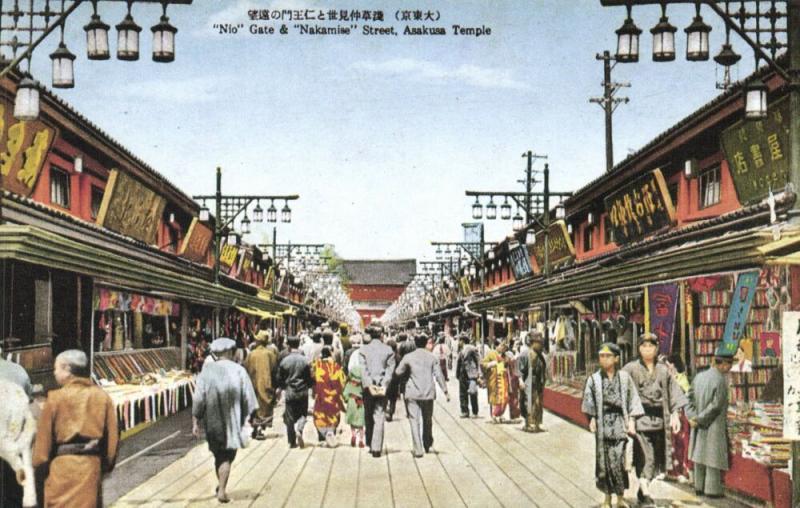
top-left (622, 333), bottom-right (687, 507)
top-left (192, 338), bottom-right (258, 503)
top-left (244, 328), bottom-right (278, 440)
top-left (582, 342), bottom-right (644, 508)
top-left (687, 347), bottom-right (734, 499)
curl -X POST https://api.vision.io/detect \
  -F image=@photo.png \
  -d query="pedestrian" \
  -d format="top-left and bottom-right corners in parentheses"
top-left (244, 329), bottom-right (278, 440)
top-left (518, 331), bottom-right (547, 433)
top-left (32, 350), bottom-right (119, 508)
top-left (345, 334), bottom-right (364, 375)
top-left (581, 342), bottom-right (644, 508)
top-left (385, 335), bottom-right (400, 422)
top-left (456, 335), bottom-right (481, 418)
top-left (303, 328), bottom-right (324, 362)
top-left (275, 336), bottom-right (314, 449)
top-left (395, 334), bottom-right (450, 458)
top-left (432, 336), bottom-right (450, 382)
top-left (358, 321), bottom-right (396, 458)
top-left (192, 338), bottom-right (258, 503)
top-left (312, 346), bottom-right (346, 447)
top-left (344, 354), bottom-right (366, 447)
top-left (687, 351), bottom-right (734, 499)
top-left (322, 329), bottom-right (342, 365)
top-left (504, 345), bottom-right (522, 422)
top-left (620, 333), bottom-right (688, 506)
top-left (666, 353), bottom-right (692, 483)
top-left (1, 351), bottom-right (33, 508)
top-left (516, 332), bottom-right (531, 423)
top-left (395, 332), bottom-right (417, 417)
top-left (482, 340), bottom-right (511, 423)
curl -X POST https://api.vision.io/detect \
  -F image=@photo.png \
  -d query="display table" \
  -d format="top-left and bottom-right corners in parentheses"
top-left (100, 372), bottom-right (195, 436)
top-left (543, 383), bottom-right (792, 507)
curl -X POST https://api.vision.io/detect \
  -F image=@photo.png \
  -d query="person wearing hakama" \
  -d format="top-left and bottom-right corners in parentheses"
top-left (622, 333), bottom-right (688, 506)
top-left (32, 350), bottom-right (119, 508)
top-left (687, 352), bottom-right (734, 499)
top-left (582, 343), bottom-right (644, 508)
top-left (192, 338), bottom-right (259, 503)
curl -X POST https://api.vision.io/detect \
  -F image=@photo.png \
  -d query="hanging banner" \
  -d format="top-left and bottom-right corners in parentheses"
top-left (605, 168), bottom-right (676, 245)
top-left (96, 169), bottom-right (167, 245)
top-left (178, 218), bottom-right (213, 263)
top-left (460, 276), bottom-right (472, 297)
top-left (508, 243), bottom-right (533, 279)
top-left (647, 283), bottom-right (678, 355)
top-left (782, 312), bottom-right (800, 439)
top-left (0, 102), bottom-right (58, 198)
top-left (719, 271), bottom-right (760, 356)
top-left (721, 96), bottom-right (790, 205)
top-left (94, 287), bottom-right (180, 317)
top-left (530, 220), bottom-right (575, 271)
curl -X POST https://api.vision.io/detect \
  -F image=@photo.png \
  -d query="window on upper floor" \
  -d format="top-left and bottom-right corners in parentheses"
top-left (50, 166), bottom-right (70, 209)
top-left (604, 215), bottom-right (614, 245)
top-left (668, 182), bottom-right (679, 208)
top-left (699, 165), bottom-right (721, 209)
top-left (583, 224), bottom-right (594, 251)
top-left (90, 186), bottom-right (104, 220)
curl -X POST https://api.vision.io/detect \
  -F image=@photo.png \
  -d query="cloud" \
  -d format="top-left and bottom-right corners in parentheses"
top-left (112, 77), bottom-right (229, 104)
top-left (351, 58), bottom-right (528, 90)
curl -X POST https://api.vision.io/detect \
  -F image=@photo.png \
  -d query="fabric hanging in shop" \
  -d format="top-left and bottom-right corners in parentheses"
top-left (647, 283), bottom-right (679, 355)
top-left (94, 287), bottom-right (180, 317)
top-left (720, 271), bottom-right (760, 356)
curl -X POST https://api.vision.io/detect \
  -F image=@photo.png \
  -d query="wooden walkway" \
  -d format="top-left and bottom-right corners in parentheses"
top-left (111, 378), bottom-right (744, 508)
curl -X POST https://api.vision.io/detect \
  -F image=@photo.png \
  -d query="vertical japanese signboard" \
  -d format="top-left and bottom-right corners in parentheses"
top-left (721, 96), bottom-right (790, 205)
top-left (530, 220), bottom-right (575, 271)
top-left (604, 168), bottom-right (676, 245)
top-left (782, 312), bottom-right (800, 439)
top-left (647, 283), bottom-right (679, 355)
top-left (508, 243), bottom-right (533, 280)
top-left (719, 271), bottom-right (760, 356)
top-left (178, 218), bottom-right (213, 263)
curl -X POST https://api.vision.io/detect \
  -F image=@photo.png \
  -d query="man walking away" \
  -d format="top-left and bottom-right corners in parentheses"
top-left (456, 335), bottom-right (481, 418)
top-left (33, 350), bottom-right (119, 508)
top-left (359, 321), bottom-right (395, 458)
top-left (395, 334), bottom-right (450, 458)
top-left (275, 336), bottom-right (314, 449)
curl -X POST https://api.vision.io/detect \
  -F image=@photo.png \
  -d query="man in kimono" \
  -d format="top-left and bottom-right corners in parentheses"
top-left (582, 342), bottom-right (644, 508)
top-left (622, 333), bottom-right (688, 506)
top-left (193, 338), bottom-right (258, 503)
top-left (456, 335), bottom-right (481, 418)
top-left (359, 321), bottom-right (396, 458)
top-left (244, 329), bottom-right (278, 439)
top-left (518, 332), bottom-right (547, 433)
top-left (275, 336), bottom-right (314, 449)
top-left (687, 351), bottom-right (734, 498)
top-left (32, 350), bottom-right (119, 508)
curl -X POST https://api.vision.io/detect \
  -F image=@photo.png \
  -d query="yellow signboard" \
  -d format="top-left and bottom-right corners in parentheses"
top-left (0, 102), bottom-right (58, 198)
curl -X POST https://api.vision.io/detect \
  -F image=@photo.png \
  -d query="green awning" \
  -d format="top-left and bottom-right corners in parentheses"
top-left (0, 225), bottom-right (288, 314)
top-left (472, 227), bottom-right (791, 313)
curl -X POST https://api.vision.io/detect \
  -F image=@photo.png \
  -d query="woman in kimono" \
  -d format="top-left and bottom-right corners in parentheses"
top-left (344, 360), bottom-right (366, 447)
top-left (504, 347), bottom-right (522, 422)
top-left (312, 346), bottom-right (346, 447)
top-left (482, 340), bottom-right (510, 423)
top-left (582, 342), bottom-right (644, 508)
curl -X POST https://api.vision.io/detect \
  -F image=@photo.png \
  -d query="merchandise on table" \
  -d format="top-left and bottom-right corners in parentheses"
top-left (728, 402), bottom-right (789, 469)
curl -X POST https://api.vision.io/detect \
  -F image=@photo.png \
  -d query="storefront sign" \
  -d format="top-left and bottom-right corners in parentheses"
top-left (781, 312), bottom-right (800, 439)
top-left (605, 168), bottom-right (676, 245)
top-left (178, 218), bottom-right (213, 263)
top-left (721, 96), bottom-right (790, 205)
top-left (264, 266), bottom-right (275, 292)
top-left (509, 243), bottom-right (533, 280)
top-left (96, 169), bottom-right (167, 245)
top-left (646, 283), bottom-right (679, 355)
top-left (94, 287), bottom-right (180, 317)
top-left (219, 242), bottom-right (239, 273)
top-left (530, 220), bottom-right (575, 270)
top-left (460, 276), bottom-right (472, 296)
top-left (720, 271), bottom-right (760, 356)
top-left (0, 102), bottom-right (58, 198)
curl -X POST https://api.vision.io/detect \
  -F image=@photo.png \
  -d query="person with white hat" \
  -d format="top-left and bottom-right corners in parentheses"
top-left (192, 338), bottom-right (258, 503)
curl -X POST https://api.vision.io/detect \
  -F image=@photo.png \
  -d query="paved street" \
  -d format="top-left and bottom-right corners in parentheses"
top-left (109, 378), bottom-right (748, 508)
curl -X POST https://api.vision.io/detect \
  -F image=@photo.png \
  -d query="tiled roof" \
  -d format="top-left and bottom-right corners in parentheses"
top-left (342, 259), bottom-right (416, 286)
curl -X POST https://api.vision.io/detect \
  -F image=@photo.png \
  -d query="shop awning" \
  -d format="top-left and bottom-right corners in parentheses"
top-left (0, 225), bottom-right (289, 314)
top-left (471, 226), bottom-right (798, 312)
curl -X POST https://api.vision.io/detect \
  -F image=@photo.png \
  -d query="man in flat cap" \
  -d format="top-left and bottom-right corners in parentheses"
top-left (518, 331), bottom-right (547, 433)
top-left (582, 342), bottom-right (644, 508)
top-left (192, 338), bottom-right (258, 503)
top-left (622, 333), bottom-right (688, 507)
top-left (686, 348), bottom-right (734, 499)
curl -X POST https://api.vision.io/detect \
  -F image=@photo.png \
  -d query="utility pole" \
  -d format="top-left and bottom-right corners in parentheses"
top-left (521, 151), bottom-right (548, 223)
top-left (590, 51), bottom-right (630, 172)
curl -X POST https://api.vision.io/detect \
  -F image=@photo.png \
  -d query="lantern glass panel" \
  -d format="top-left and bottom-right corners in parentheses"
top-left (745, 88), bottom-right (768, 119)
top-left (14, 82), bottom-right (39, 121)
top-left (51, 55), bottom-right (74, 88)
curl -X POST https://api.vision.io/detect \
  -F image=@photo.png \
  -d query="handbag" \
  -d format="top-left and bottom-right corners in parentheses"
top-left (367, 385), bottom-right (386, 397)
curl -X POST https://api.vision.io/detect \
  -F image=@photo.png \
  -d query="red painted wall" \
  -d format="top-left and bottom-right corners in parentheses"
top-left (347, 284), bottom-right (406, 302)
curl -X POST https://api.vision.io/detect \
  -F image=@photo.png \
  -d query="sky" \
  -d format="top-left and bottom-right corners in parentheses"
top-left (27, 0), bottom-right (759, 261)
